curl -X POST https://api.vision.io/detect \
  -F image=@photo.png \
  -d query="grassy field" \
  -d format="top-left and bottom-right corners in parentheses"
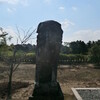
top-left (0, 63), bottom-right (100, 100)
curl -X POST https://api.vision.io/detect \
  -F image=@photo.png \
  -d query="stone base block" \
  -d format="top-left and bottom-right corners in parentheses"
top-left (29, 82), bottom-right (64, 100)
top-left (29, 95), bottom-right (63, 100)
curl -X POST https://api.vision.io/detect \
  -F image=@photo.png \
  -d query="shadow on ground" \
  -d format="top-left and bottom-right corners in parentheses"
top-left (0, 81), bottom-right (30, 99)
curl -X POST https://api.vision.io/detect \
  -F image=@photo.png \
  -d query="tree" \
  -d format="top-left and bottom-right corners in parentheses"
top-left (0, 27), bottom-right (9, 58)
top-left (60, 45), bottom-right (71, 54)
top-left (1, 27), bottom-right (36, 100)
top-left (89, 44), bottom-right (100, 64)
top-left (87, 41), bottom-right (95, 50)
top-left (0, 27), bottom-right (8, 44)
top-left (69, 40), bottom-right (87, 54)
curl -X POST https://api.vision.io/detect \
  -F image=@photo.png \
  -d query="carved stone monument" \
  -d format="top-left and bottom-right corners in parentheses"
top-left (29, 20), bottom-right (64, 100)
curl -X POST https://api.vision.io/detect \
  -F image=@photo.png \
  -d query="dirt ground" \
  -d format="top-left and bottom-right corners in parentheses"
top-left (0, 63), bottom-right (100, 100)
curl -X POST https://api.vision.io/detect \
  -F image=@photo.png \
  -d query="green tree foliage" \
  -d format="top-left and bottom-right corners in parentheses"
top-left (0, 28), bottom-right (8, 56)
top-left (60, 45), bottom-right (71, 54)
top-left (70, 40), bottom-right (87, 54)
top-left (89, 44), bottom-right (100, 64)
top-left (0, 27), bottom-right (8, 45)
top-left (61, 40), bottom-right (87, 54)
top-left (15, 44), bottom-right (36, 53)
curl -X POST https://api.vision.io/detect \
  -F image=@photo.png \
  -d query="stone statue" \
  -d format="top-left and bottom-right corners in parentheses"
top-left (29, 20), bottom-right (64, 100)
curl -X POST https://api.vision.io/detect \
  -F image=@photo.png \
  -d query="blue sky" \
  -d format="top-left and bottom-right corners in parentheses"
top-left (0, 0), bottom-right (100, 44)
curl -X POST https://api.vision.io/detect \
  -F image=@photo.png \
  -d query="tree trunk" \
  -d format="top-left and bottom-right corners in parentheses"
top-left (7, 64), bottom-right (13, 100)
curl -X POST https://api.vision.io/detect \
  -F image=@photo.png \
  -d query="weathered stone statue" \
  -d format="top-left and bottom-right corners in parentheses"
top-left (29, 20), bottom-right (64, 100)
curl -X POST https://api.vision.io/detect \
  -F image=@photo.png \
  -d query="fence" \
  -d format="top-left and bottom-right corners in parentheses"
top-left (0, 54), bottom-right (91, 64)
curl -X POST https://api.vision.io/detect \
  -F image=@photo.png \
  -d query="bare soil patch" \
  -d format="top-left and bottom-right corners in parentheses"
top-left (0, 81), bottom-right (29, 99)
top-left (0, 63), bottom-right (100, 100)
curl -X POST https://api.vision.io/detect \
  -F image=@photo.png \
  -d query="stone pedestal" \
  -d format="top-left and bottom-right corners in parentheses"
top-left (29, 82), bottom-right (64, 100)
top-left (29, 20), bottom-right (64, 100)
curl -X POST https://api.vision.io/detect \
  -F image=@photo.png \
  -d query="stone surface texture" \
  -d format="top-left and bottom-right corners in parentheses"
top-left (29, 20), bottom-right (64, 100)
top-left (78, 89), bottom-right (100, 100)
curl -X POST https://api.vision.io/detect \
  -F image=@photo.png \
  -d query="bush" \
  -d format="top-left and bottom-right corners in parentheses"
top-left (59, 54), bottom-right (88, 64)
top-left (89, 44), bottom-right (100, 64)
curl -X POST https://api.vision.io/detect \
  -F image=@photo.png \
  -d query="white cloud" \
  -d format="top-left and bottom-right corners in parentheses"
top-left (7, 8), bottom-right (12, 13)
top-left (44, 0), bottom-right (51, 4)
top-left (3, 26), bottom-right (17, 44)
top-left (72, 6), bottom-right (77, 11)
top-left (61, 19), bottom-right (75, 32)
top-left (0, 0), bottom-right (18, 5)
top-left (7, 8), bottom-right (16, 13)
top-left (59, 6), bottom-right (65, 10)
top-left (20, 0), bottom-right (28, 6)
top-left (0, 0), bottom-right (29, 6)
top-left (4, 27), bottom-right (16, 36)
top-left (64, 29), bottom-right (100, 43)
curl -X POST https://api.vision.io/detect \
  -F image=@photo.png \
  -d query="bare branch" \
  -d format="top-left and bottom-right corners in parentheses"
top-left (22, 27), bottom-right (33, 41)
top-left (0, 33), bottom-right (8, 37)
top-left (20, 28), bottom-right (26, 40)
top-left (13, 63), bottom-right (20, 73)
top-left (6, 67), bottom-right (10, 77)
top-left (3, 26), bottom-right (36, 99)
top-left (26, 37), bottom-right (36, 41)
top-left (26, 27), bottom-right (33, 35)
top-left (22, 29), bottom-right (36, 44)
top-left (16, 26), bottom-right (22, 43)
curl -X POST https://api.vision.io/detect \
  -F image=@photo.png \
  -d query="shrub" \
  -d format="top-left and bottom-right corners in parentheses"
top-left (59, 54), bottom-right (88, 64)
top-left (89, 44), bottom-right (100, 64)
